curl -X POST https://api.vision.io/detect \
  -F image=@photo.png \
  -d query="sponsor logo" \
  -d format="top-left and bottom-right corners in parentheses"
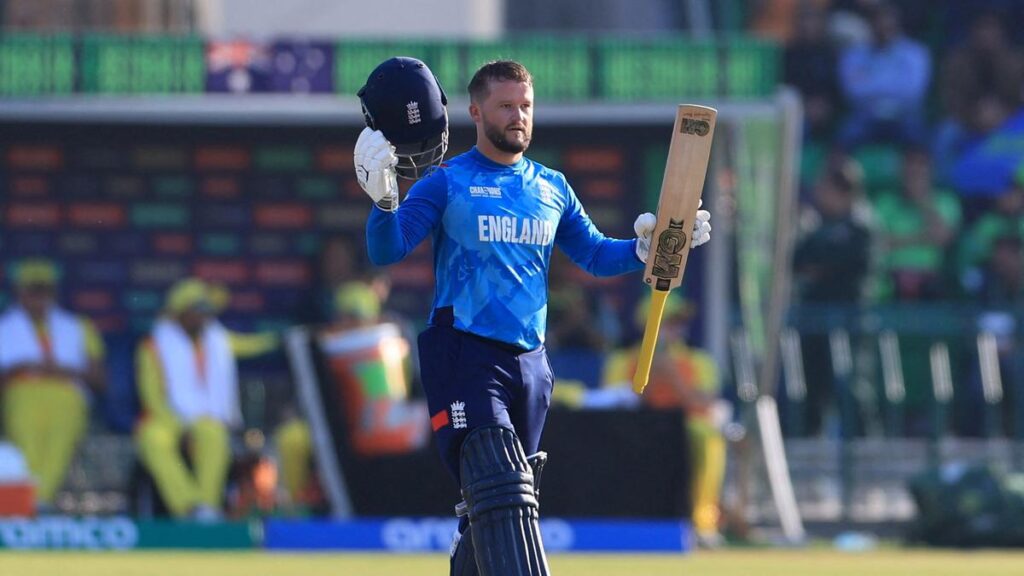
top-left (469, 186), bottom-right (502, 198)
top-left (382, 518), bottom-right (458, 552)
top-left (477, 215), bottom-right (554, 246)
top-left (407, 101), bottom-right (421, 125)
top-left (0, 517), bottom-right (138, 550)
top-left (450, 401), bottom-right (467, 429)
top-left (378, 518), bottom-right (574, 553)
top-left (679, 118), bottom-right (711, 136)
top-left (651, 219), bottom-right (687, 280)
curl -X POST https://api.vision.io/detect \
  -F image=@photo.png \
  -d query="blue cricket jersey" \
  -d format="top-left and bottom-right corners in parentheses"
top-left (366, 147), bottom-right (642, 350)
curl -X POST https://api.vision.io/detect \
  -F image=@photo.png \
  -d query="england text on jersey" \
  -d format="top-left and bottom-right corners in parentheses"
top-left (477, 215), bottom-right (555, 245)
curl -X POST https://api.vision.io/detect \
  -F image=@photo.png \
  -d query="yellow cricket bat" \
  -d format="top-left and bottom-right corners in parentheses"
top-left (633, 104), bottom-right (717, 394)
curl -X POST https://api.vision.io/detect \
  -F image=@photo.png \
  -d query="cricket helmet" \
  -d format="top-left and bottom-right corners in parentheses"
top-left (357, 56), bottom-right (449, 179)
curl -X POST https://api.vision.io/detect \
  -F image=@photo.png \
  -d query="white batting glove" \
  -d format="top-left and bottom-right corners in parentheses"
top-left (633, 200), bottom-right (712, 263)
top-left (354, 127), bottom-right (399, 212)
top-left (693, 199), bottom-right (712, 248)
top-left (634, 212), bottom-right (657, 262)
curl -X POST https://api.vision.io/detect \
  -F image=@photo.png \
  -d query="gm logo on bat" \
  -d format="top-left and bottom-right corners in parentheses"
top-left (651, 219), bottom-right (687, 287)
top-left (679, 118), bottom-right (711, 136)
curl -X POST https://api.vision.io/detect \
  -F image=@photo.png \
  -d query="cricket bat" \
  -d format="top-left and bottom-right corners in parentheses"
top-left (633, 104), bottom-right (717, 394)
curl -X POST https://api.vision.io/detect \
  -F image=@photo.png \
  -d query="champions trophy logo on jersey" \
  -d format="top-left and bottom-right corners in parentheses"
top-left (651, 219), bottom-right (687, 286)
top-left (450, 401), bottom-right (467, 429)
top-left (406, 101), bottom-right (421, 125)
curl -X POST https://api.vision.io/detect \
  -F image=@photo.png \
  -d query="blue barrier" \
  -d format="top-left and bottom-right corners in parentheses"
top-left (264, 518), bottom-right (693, 553)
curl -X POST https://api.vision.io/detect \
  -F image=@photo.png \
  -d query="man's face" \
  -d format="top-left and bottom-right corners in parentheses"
top-left (814, 180), bottom-right (852, 219)
top-left (18, 283), bottom-right (55, 316)
top-left (992, 241), bottom-right (1023, 284)
top-left (178, 308), bottom-right (210, 336)
top-left (871, 10), bottom-right (899, 44)
top-left (902, 152), bottom-right (931, 193)
top-left (474, 79), bottom-right (534, 154)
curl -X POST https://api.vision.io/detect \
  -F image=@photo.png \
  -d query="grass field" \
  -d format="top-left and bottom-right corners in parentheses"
top-left (1, 549), bottom-right (1023, 576)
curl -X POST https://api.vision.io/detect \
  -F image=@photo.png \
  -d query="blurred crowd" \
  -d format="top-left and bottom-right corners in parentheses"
top-left (777, 0), bottom-right (1024, 307)
top-left (765, 0), bottom-right (1024, 439)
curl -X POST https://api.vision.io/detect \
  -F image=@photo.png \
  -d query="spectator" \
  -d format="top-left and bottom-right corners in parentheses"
top-left (936, 10), bottom-right (1024, 180)
top-left (874, 148), bottom-right (961, 436)
top-left (134, 278), bottom-right (288, 519)
top-left (975, 235), bottom-right (1024, 306)
top-left (603, 295), bottom-right (726, 547)
top-left (211, 282), bottom-right (314, 514)
top-left (318, 281), bottom-right (428, 457)
top-left (837, 2), bottom-right (931, 151)
top-left (958, 184), bottom-right (1024, 291)
top-left (794, 159), bottom-right (872, 303)
top-left (831, 0), bottom-right (933, 40)
top-left (940, 0), bottom-right (1024, 48)
top-left (874, 147), bottom-right (961, 301)
top-left (750, 0), bottom-right (831, 44)
top-left (0, 259), bottom-right (106, 510)
top-left (783, 1), bottom-right (842, 138)
top-left (959, 236), bottom-right (1023, 437)
top-left (793, 159), bottom-right (872, 435)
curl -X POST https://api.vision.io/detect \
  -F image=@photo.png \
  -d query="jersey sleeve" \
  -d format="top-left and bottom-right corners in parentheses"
top-left (366, 168), bottom-right (448, 265)
top-left (555, 178), bottom-right (644, 277)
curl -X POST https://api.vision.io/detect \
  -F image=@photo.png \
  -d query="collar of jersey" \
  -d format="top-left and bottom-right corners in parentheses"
top-left (467, 146), bottom-right (528, 172)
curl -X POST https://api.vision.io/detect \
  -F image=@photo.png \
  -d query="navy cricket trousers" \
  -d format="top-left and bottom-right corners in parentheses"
top-left (417, 316), bottom-right (554, 484)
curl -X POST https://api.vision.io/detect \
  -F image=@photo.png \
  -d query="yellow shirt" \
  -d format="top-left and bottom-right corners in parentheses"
top-left (136, 328), bottom-right (278, 424)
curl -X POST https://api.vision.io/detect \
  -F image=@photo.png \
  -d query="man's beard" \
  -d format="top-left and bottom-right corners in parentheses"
top-left (484, 120), bottom-right (531, 154)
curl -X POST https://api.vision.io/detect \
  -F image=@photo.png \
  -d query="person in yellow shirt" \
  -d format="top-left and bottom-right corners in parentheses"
top-left (0, 259), bottom-right (106, 509)
top-left (134, 278), bottom-right (286, 519)
top-left (206, 281), bottom-right (315, 513)
top-left (603, 294), bottom-right (727, 547)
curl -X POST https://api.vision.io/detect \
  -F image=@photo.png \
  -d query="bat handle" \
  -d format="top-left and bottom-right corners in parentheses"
top-left (632, 289), bottom-right (670, 394)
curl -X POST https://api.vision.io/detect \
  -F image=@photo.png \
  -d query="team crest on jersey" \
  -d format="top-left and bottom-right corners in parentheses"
top-left (406, 101), bottom-right (421, 125)
top-left (537, 181), bottom-right (556, 202)
top-left (450, 401), bottom-right (468, 429)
